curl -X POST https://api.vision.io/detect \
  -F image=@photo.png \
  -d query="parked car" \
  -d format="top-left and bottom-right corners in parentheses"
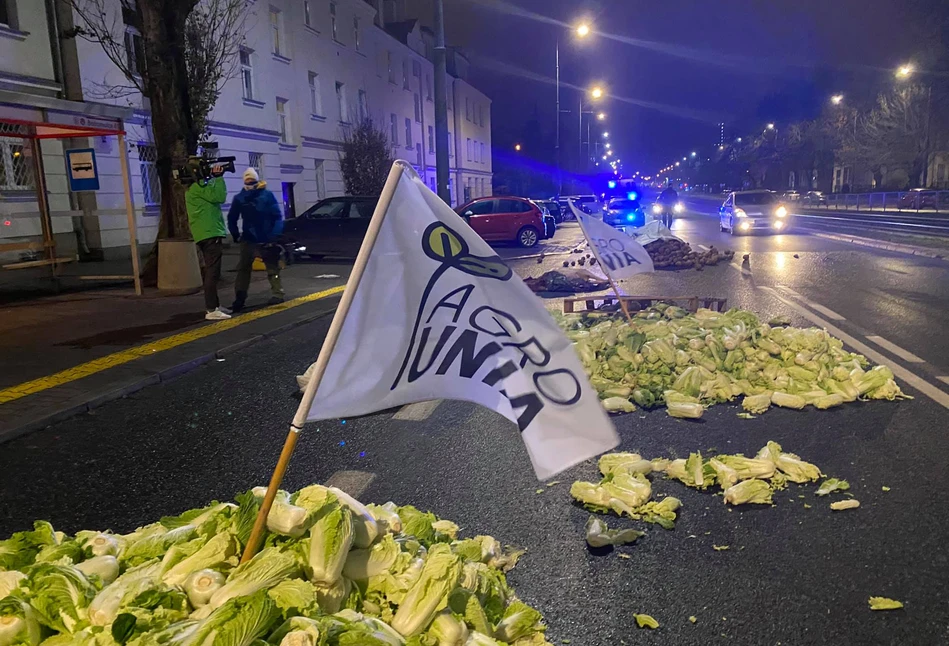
top-left (535, 199), bottom-right (564, 223)
top-left (899, 189), bottom-right (939, 209)
top-left (802, 191), bottom-right (827, 206)
top-left (456, 196), bottom-right (548, 247)
top-left (282, 196), bottom-right (378, 259)
top-left (531, 201), bottom-right (558, 238)
top-left (603, 198), bottom-right (646, 229)
top-left (783, 190), bottom-right (801, 201)
top-left (719, 190), bottom-right (789, 235)
top-left (569, 194), bottom-right (602, 214)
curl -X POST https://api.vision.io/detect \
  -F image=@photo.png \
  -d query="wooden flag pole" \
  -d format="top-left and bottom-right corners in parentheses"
top-left (240, 161), bottom-right (409, 563)
top-left (606, 276), bottom-right (634, 323)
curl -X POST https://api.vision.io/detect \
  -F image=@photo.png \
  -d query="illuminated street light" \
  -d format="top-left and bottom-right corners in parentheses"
top-left (591, 86), bottom-right (603, 99)
top-left (831, 94), bottom-right (844, 105)
top-left (690, 151), bottom-right (697, 157)
top-left (605, 143), bottom-right (611, 148)
top-left (736, 137), bottom-right (742, 143)
top-left (602, 155), bottom-right (608, 160)
top-left (766, 123), bottom-right (775, 130)
top-left (514, 143), bottom-right (522, 151)
top-left (675, 161), bottom-right (680, 166)
top-left (576, 23), bottom-right (591, 38)
top-left (718, 145), bottom-right (725, 150)
top-left (603, 132), bottom-right (609, 138)
top-left (897, 64), bottom-right (914, 78)
top-left (597, 112), bottom-right (606, 120)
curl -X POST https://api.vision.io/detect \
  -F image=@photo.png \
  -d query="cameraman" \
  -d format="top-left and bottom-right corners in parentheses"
top-left (185, 165), bottom-right (231, 320)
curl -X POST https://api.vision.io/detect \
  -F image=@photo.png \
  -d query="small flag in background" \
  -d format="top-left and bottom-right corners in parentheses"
top-left (301, 162), bottom-right (618, 480)
top-left (571, 202), bottom-right (655, 279)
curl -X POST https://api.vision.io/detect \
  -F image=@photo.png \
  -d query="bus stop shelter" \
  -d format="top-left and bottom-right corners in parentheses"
top-left (0, 93), bottom-right (141, 294)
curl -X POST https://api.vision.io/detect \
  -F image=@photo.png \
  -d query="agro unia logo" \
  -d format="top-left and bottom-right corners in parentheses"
top-left (389, 223), bottom-right (583, 431)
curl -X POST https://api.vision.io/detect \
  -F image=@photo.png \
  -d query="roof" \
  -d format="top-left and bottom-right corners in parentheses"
top-left (384, 19), bottom-right (418, 45)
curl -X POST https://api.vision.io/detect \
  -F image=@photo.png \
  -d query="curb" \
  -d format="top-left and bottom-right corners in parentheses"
top-left (0, 305), bottom-right (337, 444)
top-left (808, 231), bottom-right (947, 260)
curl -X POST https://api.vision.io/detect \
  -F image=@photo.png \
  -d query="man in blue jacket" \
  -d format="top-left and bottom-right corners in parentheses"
top-left (227, 168), bottom-right (285, 311)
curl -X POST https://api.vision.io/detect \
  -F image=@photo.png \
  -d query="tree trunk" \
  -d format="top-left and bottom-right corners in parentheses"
top-left (138, 0), bottom-right (199, 284)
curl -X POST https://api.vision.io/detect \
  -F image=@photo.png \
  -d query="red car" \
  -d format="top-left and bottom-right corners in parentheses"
top-left (456, 196), bottom-right (547, 247)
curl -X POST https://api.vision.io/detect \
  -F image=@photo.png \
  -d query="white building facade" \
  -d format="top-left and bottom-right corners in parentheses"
top-left (0, 0), bottom-right (492, 260)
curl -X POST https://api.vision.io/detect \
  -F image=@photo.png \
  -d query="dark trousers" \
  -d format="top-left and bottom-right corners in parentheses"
top-left (234, 241), bottom-right (284, 302)
top-left (196, 237), bottom-right (223, 311)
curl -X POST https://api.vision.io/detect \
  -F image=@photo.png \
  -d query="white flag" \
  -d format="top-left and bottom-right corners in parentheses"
top-left (571, 203), bottom-right (654, 279)
top-left (303, 163), bottom-right (618, 480)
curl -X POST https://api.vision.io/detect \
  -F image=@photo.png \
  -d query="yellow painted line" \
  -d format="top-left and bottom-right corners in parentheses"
top-left (0, 285), bottom-right (345, 406)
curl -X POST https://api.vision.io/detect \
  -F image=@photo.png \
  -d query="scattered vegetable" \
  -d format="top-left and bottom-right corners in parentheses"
top-left (815, 479), bottom-right (851, 496)
top-left (830, 500), bottom-right (861, 511)
top-left (633, 613), bottom-right (660, 629)
top-left (869, 597), bottom-right (904, 611)
top-left (584, 517), bottom-right (644, 548)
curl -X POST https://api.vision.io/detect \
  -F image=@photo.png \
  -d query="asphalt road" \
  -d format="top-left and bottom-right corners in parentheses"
top-left (3, 216), bottom-right (949, 644)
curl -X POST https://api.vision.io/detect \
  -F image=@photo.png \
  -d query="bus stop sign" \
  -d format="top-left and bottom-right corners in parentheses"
top-left (65, 148), bottom-right (100, 191)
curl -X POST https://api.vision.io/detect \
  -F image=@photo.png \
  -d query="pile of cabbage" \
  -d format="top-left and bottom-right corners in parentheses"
top-left (559, 305), bottom-right (909, 417)
top-left (572, 441), bottom-right (830, 534)
top-left (0, 485), bottom-right (549, 646)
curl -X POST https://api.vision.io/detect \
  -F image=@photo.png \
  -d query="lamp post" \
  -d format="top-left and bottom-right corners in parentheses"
top-left (896, 63), bottom-right (933, 186)
top-left (555, 22), bottom-right (591, 195)
top-left (579, 86), bottom-right (603, 168)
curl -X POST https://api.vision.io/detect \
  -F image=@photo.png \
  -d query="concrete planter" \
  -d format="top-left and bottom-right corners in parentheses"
top-left (157, 238), bottom-right (201, 295)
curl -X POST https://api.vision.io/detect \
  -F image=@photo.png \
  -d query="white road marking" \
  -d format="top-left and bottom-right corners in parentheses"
top-left (758, 286), bottom-right (949, 409)
top-left (938, 377), bottom-right (949, 387)
top-left (393, 399), bottom-right (442, 421)
top-left (775, 285), bottom-right (847, 321)
top-left (865, 336), bottom-right (925, 363)
top-left (324, 470), bottom-right (376, 498)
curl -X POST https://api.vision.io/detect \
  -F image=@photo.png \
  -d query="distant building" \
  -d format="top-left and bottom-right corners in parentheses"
top-left (0, 0), bottom-right (492, 260)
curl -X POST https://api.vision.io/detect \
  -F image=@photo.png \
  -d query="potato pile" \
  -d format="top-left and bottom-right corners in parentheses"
top-left (644, 239), bottom-right (734, 270)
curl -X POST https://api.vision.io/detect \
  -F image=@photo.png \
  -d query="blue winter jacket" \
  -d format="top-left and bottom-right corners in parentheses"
top-left (227, 182), bottom-right (284, 243)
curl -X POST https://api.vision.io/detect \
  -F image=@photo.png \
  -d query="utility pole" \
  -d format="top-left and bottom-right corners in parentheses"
top-left (555, 40), bottom-right (561, 195)
top-left (578, 95), bottom-right (583, 169)
top-left (433, 0), bottom-right (450, 204)
top-left (922, 83), bottom-right (933, 187)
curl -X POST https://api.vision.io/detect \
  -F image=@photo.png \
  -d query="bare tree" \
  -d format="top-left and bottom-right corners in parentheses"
top-left (853, 85), bottom-right (930, 187)
top-left (338, 120), bottom-right (394, 196)
top-left (65, 0), bottom-right (250, 280)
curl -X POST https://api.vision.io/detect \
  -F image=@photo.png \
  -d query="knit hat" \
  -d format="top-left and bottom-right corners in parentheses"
top-left (243, 167), bottom-right (259, 183)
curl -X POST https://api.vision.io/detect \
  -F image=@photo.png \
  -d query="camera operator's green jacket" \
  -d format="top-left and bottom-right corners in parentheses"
top-left (185, 178), bottom-right (228, 243)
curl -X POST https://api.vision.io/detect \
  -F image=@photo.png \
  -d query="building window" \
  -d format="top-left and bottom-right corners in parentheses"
top-left (404, 118), bottom-right (413, 148)
top-left (448, 132), bottom-right (453, 158)
top-left (480, 143), bottom-right (485, 164)
top-left (390, 113), bottom-right (398, 146)
top-left (335, 82), bottom-right (347, 122)
top-left (248, 152), bottom-right (264, 179)
top-left (466, 138), bottom-right (472, 161)
top-left (479, 105), bottom-right (484, 127)
top-left (465, 97), bottom-right (470, 121)
top-left (308, 72), bottom-right (322, 115)
top-left (416, 143), bottom-right (422, 166)
top-left (0, 138), bottom-right (34, 191)
top-left (413, 94), bottom-right (421, 123)
top-left (240, 49), bottom-right (255, 100)
top-left (329, 2), bottom-right (337, 41)
top-left (136, 144), bottom-right (160, 206)
top-left (425, 74), bottom-right (433, 101)
top-left (427, 126), bottom-right (434, 154)
top-left (402, 60), bottom-right (410, 90)
top-left (473, 140), bottom-right (479, 163)
top-left (0, 1), bottom-right (11, 28)
top-left (276, 99), bottom-right (290, 143)
top-left (412, 60), bottom-right (421, 78)
top-left (358, 90), bottom-right (368, 122)
top-left (124, 27), bottom-right (145, 77)
top-left (387, 51), bottom-right (394, 84)
top-left (314, 159), bottom-right (326, 200)
top-left (303, 0), bottom-right (312, 28)
top-left (270, 9), bottom-right (282, 56)
top-left (353, 17), bottom-right (360, 51)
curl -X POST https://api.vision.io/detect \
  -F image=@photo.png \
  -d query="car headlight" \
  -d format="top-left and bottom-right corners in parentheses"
top-left (734, 208), bottom-right (747, 218)
top-left (673, 202), bottom-right (684, 213)
top-left (775, 206), bottom-right (788, 218)
top-left (652, 204), bottom-right (662, 214)
top-left (773, 220), bottom-right (784, 230)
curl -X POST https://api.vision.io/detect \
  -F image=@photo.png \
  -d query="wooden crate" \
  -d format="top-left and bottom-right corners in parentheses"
top-left (562, 295), bottom-right (728, 314)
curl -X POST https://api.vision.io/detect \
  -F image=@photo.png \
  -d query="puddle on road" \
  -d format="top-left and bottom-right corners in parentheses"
top-left (55, 312), bottom-right (206, 349)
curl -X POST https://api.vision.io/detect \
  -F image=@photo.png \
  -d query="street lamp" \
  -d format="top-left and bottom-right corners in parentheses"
top-left (514, 143), bottom-right (522, 151)
top-left (591, 86), bottom-right (603, 99)
top-left (897, 64), bottom-right (914, 78)
top-left (766, 123), bottom-right (775, 130)
top-left (603, 132), bottom-right (609, 138)
top-left (831, 94), bottom-right (844, 105)
top-left (555, 21), bottom-right (594, 194)
top-left (605, 143), bottom-right (611, 148)
top-left (690, 151), bottom-right (697, 157)
top-left (597, 112), bottom-right (605, 120)
top-left (675, 161), bottom-right (680, 166)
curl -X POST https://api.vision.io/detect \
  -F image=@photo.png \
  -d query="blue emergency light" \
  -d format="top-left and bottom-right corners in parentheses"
top-left (627, 191), bottom-right (638, 200)
top-left (608, 180), bottom-right (617, 189)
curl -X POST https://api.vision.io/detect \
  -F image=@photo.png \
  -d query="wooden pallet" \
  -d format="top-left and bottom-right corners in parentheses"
top-left (562, 295), bottom-right (728, 314)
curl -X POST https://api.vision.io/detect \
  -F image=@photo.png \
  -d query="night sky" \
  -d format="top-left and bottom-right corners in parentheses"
top-left (434, 0), bottom-right (943, 174)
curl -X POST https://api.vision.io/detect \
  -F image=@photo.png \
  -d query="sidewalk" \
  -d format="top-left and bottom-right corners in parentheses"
top-left (0, 249), bottom-right (351, 441)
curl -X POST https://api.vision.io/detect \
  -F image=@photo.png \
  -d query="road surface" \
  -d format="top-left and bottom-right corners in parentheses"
top-left (2, 215), bottom-right (948, 644)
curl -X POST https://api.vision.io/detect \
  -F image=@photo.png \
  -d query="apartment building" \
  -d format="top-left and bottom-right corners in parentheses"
top-left (0, 0), bottom-right (492, 260)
